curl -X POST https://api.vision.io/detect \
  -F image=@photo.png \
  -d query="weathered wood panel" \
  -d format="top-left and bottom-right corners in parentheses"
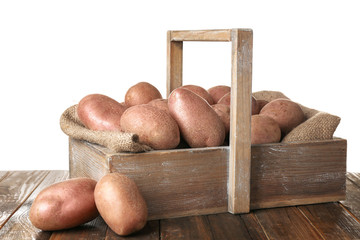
top-left (105, 220), bottom-right (159, 240)
top-left (169, 29), bottom-right (231, 42)
top-left (250, 139), bottom-right (347, 209)
top-left (341, 173), bottom-right (360, 220)
top-left (0, 170), bottom-right (68, 240)
top-left (110, 147), bottom-right (229, 220)
top-left (0, 170), bottom-right (49, 229)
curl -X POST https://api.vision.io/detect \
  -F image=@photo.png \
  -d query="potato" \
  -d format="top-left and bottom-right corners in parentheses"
top-left (77, 94), bottom-right (126, 131)
top-left (259, 98), bottom-right (305, 134)
top-left (29, 178), bottom-right (98, 231)
top-left (120, 104), bottom-right (180, 149)
top-left (218, 93), bottom-right (259, 115)
top-left (251, 115), bottom-right (281, 144)
top-left (257, 99), bottom-right (269, 111)
top-left (208, 85), bottom-right (231, 103)
top-left (94, 173), bottom-right (148, 236)
top-left (168, 88), bottom-right (225, 148)
top-left (125, 82), bottom-right (162, 107)
top-left (212, 103), bottom-right (230, 134)
top-left (147, 98), bottom-right (170, 114)
top-left (180, 84), bottom-right (214, 105)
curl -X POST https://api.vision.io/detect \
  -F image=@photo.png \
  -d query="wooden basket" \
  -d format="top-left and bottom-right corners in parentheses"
top-left (69, 29), bottom-right (347, 220)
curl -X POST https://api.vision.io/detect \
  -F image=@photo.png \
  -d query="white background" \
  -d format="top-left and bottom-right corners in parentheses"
top-left (0, 1), bottom-right (359, 171)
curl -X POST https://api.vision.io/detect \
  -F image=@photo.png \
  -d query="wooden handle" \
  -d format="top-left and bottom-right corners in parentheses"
top-left (166, 28), bottom-right (253, 214)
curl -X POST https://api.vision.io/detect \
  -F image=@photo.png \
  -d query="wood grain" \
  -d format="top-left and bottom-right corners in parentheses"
top-left (250, 139), bottom-right (347, 209)
top-left (240, 213), bottom-right (268, 240)
top-left (109, 147), bottom-right (229, 220)
top-left (0, 170), bottom-right (49, 229)
top-left (228, 28), bottom-right (253, 214)
top-left (254, 207), bottom-right (322, 239)
top-left (0, 170), bottom-right (68, 240)
top-left (299, 203), bottom-right (360, 239)
top-left (161, 215), bottom-right (213, 240)
top-left (341, 173), bottom-right (360, 220)
top-left (166, 31), bottom-right (183, 96)
top-left (169, 29), bottom-right (231, 42)
top-left (105, 220), bottom-right (159, 240)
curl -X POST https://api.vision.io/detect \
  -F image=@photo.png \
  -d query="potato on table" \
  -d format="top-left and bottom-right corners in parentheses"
top-left (125, 82), bottom-right (162, 107)
top-left (251, 115), bottom-right (281, 144)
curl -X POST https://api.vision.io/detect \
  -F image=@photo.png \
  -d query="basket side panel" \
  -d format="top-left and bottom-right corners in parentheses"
top-left (109, 148), bottom-right (229, 220)
top-left (250, 139), bottom-right (347, 209)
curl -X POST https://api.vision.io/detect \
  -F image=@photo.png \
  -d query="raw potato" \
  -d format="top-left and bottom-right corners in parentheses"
top-left (180, 85), bottom-right (214, 105)
top-left (125, 82), bottom-right (162, 107)
top-left (260, 98), bottom-right (305, 134)
top-left (208, 85), bottom-right (231, 103)
top-left (168, 88), bottom-right (225, 148)
top-left (29, 178), bottom-right (98, 231)
top-left (147, 98), bottom-right (170, 114)
top-left (77, 94), bottom-right (127, 131)
top-left (251, 115), bottom-right (281, 144)
top-left (120, 104), bottom-right (180, 150)
top-left (218, 93), bottom-right (259, 115)
top-left (257, 99), bottom-right (269, 111)
top-left (212, 103), bottom-right (230, 134)
top-left (94, 173), bottom-right (148, 236)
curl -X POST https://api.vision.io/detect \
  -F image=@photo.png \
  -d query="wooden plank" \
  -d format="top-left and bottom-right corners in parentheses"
top-left (340, 173), bottom-right (360, 220)
top-left (161, 215), bottom-right (213, 240)
top-left (105, 220), bottom-right (159, 240)
top-left (0, 170), bottom-right (68, 240)
top-left (254, 207), bottom-right (322, 239)
top-left (298, 203), bottom-right (360, 239)
top-left (170, 29), bottom-right (231, 42)
top-left (228, 28), bottom-right (253, 214)
top-left (207, 213), bottom-right (256, 240)
top-left (49, 216), bottom-right (107, 240)
top-left (250, 139), bottom-right (347, 209)
top-left (69, 138), bottom-right (110, 181)
top-left (0, 171), bottom-right (10, 182)
top-left (0, 170), bottom-right (49, 229)
top-left (240, 214), bottom-right (268, 240)
top-left (166, 31), bottom-right (183, 96)
top-left (109, 147), bottom-right (228, 220)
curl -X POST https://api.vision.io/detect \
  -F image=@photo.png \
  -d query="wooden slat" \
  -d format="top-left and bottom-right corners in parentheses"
top-left (254, 207), bottom-right (322, 239)
top-left (170, 29), bottom-right (231, 42)
top-left (161, 215), bottom-right (213, 240)
top-left (166, 31), bottom-right (183, 96)
top-left (341, 173), bottom-right (360, 220)
top-left (250, 139), bottom-right (347, 209)
top-left (240, 214), bottom-right (269, 240)
top-left (0, 170), bottom-right (49, 229)
top-left (0, 170), bottom-right (68, 240)
top-left (49, 217), bottom-right (107, 240)
top-left (0, 171), bottom-right (10, 182)
top-left (298, 203), bottom-right (360, 239)
top-left (109, 147), bottom-right (228, 220)
top-left (228, 28), bottom-right (253, 214)
top-left (207, 213), bottom-right (255, 240)
top-left (105, 220), bottom-right (159, 240)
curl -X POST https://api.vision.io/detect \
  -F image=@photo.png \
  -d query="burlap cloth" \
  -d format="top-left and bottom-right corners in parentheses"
top-left (60, 91), bottom-right (340, 152)
top-left (60, 105), bottom-right (152, 152)
top-left (253, 91), bottom-right (341, 142)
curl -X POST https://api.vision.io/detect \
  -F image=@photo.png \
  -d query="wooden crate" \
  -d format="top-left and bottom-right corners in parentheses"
top-left (69, 29), bottom-right (347, 220)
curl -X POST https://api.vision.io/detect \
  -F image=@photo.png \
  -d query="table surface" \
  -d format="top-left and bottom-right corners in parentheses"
top-left (1, 171), bottom-right (360, 240)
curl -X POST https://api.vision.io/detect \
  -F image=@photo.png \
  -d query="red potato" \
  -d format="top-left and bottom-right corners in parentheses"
top-left (212, 103), bottom-right (230, 134)
top-left (257, 99), bottom-right (269, 111)
top-left (120, 104), bottom-right (180, 150)
top-left (168, 88), bottom-right (225, 148)
top-left (147, 98), bottom-right (170, 114)
top-left (259, 98), bottom-right (305, 134)
top-left (29, 178), bottom-right (99, 231)
top-left (251, 115), bottom-right (281, 144)
top-left (94, 173), bottom-right (148, 236)
top-left (125, 82), bottom-right (162, 107)
top-left (208, 85), bottom-right (231, 103)
top-left (77, 94), bottom-right (127, 131)
top-left (218, 93), bottom-right (259, 115)
top-left (179, 85), bottom-right (214, 105)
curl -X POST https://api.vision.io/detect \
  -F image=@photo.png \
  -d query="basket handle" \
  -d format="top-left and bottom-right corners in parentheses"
top-left (166, 28), bottom-right (253, 214)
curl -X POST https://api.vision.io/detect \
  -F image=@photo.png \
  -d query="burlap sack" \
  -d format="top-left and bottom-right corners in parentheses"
top-left (60, 105), bottom-right (151, 152)
top-left (253, 91), bottom-right (341, 143)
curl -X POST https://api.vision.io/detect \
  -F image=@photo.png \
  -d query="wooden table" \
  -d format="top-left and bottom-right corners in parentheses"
top-left (1, 170), bottom-right (360, 239)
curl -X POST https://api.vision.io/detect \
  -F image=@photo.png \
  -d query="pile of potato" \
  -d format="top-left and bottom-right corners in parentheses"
top-left (29, 173), bottom-right (148, 236)
top-left (77, 81), bottom-right (305, 149)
